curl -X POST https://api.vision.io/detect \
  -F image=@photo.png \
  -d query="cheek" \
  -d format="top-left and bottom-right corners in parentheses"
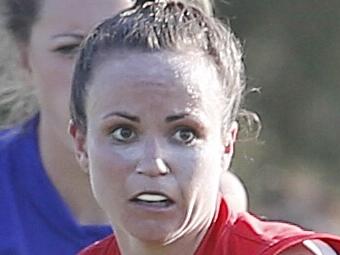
top-left (30, 50), bottom-right (75, 119)
top-left (173, 145), bottom-right (223, 197)
top-left (195, 152), bottom-right (222, 190)
top-left (37, 57), bottom-right (73, 91)
top-left (29, 46), bottom-right (74, 94)
top-left (89, 146), bottom-right (126, 185)
top-left (87, 141), bottom-right (137, 206)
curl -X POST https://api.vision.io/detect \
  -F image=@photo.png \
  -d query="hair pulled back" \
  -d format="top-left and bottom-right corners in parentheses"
top-left (70, 0), bottom-right (246, 135)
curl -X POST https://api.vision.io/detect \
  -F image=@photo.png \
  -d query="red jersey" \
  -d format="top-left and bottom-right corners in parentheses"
top-left (79, 199), bottom-right (340, 255)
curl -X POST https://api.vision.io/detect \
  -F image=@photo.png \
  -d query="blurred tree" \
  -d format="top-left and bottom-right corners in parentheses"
top-left (216, 0), bottom-right (340, 234)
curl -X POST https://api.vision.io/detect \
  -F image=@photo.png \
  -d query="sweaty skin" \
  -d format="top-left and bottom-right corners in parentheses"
top-left (72, 51), bottom-right (237, 255)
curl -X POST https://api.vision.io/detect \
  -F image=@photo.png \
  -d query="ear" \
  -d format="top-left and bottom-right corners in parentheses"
top-left (17, 43), bottom-right (32, 73)
top-left (17, 43), bottom-right (35, 86)
top-left (68, 120), bottom-right (89, 174)
top-left (222, 121), bottom-right (238, 170)
top-left (224, 121), bottom-right (238, 154)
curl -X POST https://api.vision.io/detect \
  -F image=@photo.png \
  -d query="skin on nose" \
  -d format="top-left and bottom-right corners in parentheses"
top-left (135, 138), bottom-right (170, 176)
top-left (136, 157), bottom-right (170, 176)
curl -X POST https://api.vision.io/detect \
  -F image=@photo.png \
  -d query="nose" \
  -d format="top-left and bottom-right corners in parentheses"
top-left (135, 139), bottom-right (170, 177)
top-left (136, 157), bottom-right (170, 177)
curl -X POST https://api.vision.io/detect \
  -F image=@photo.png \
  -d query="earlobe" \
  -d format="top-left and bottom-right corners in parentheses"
top-left (77, 153), bottom-right (89, 174)
top-left (224, 121), bottom-right (238, 154)
top-left (68, 120), bottom-right (89, 174)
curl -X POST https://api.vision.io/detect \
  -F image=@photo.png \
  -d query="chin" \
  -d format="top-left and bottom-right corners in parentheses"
top-left (124, 219), bottom-right (181, 244)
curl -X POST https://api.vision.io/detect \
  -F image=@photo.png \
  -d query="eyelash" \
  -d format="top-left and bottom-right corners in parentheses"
top-left (109, 125), bottom-right (137, 143)
top-left (172, 127), bottom-right (199, 145)
top-left (53, 44), bottom-right (80, 56)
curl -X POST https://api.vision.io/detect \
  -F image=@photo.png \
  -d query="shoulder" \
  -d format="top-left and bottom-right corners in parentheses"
top-left (78, 235), bottom-right (118, 255)
top-left (229, 211), bottom-right (340, 255)
top-left (0, 126), bottom-right (23, 169)
top-left (0, 118), bottom-right (39, 196)
top-left (0, 117), bottom-right (37, 162)
top-left (278, 243), bottom-right (315, 255)
top-left (0, 121), bottom-right (31, 149)
top-left (226, 212), bottom-right (301, 254)
top-left (0, 127), bottom-right (18, 150)
top-left (231, 211), bottom-right (305, 242)
top-left (279, 240), bottom-right (338, 255)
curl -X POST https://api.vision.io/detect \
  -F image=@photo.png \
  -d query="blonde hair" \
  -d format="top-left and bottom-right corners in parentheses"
top-left (0, 24), bottom-right (38, 128)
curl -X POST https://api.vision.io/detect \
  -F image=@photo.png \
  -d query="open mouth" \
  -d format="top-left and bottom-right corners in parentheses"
top-left (130, 192), bottom-right (174, 207)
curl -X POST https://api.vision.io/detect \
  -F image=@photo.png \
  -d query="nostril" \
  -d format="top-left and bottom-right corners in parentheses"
top-left (136, 166), bottom-right (143, 174)
top-left (155, 158), bottom-right (170, 175)
top-left (135, 157), bottom-right (170, 176)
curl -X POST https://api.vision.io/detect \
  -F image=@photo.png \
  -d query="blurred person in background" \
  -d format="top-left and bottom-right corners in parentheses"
top-left (0, 0), bottom-right (247, 254)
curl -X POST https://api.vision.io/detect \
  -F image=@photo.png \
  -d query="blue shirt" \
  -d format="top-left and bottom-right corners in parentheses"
top-left (0, 117), bottom-right (112, 255)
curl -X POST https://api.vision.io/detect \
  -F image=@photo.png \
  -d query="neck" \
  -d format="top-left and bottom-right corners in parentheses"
top-left (38, 116), bottom-right (108, 225)
top-left (114, 216), bottom-right (212, 255)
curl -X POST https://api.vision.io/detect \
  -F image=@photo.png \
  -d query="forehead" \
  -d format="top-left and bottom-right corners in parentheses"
top-left (87, 51), bottom-right (222, 114)
top-left (37, 0), bottom-right (133, 33)
top-left (94, 50), bottom-right (220, 87)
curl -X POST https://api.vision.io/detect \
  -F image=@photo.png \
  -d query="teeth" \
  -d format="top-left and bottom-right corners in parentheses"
top-left (136, 194), bottom-right (168, 202)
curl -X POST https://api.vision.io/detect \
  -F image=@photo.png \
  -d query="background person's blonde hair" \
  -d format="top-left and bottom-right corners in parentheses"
top-left (0, 20), bottom-right (38, 128)
top-left (0, 0), bottom-right (214, 128)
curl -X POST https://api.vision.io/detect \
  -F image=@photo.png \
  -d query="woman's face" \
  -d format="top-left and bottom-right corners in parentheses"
top-left (73, 51), bottom-right (236, 244)
top-left (22, 0), bottom-right (133, 148)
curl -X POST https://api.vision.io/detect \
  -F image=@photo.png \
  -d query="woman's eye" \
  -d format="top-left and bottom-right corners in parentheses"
top-left (111, 127), bottom-right (136, 142)
top-left (53, 44), bottom-right (80, 57)
top-left (172, 128), bottom-right (197, 144)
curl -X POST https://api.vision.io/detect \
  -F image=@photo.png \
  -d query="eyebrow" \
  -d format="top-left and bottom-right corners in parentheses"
top-left (165, 113), bottom-right (190, 122)
top-left (102, 112), bottom-right (140, 122)
top-left (103, 112), bottom-right (192, 123)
